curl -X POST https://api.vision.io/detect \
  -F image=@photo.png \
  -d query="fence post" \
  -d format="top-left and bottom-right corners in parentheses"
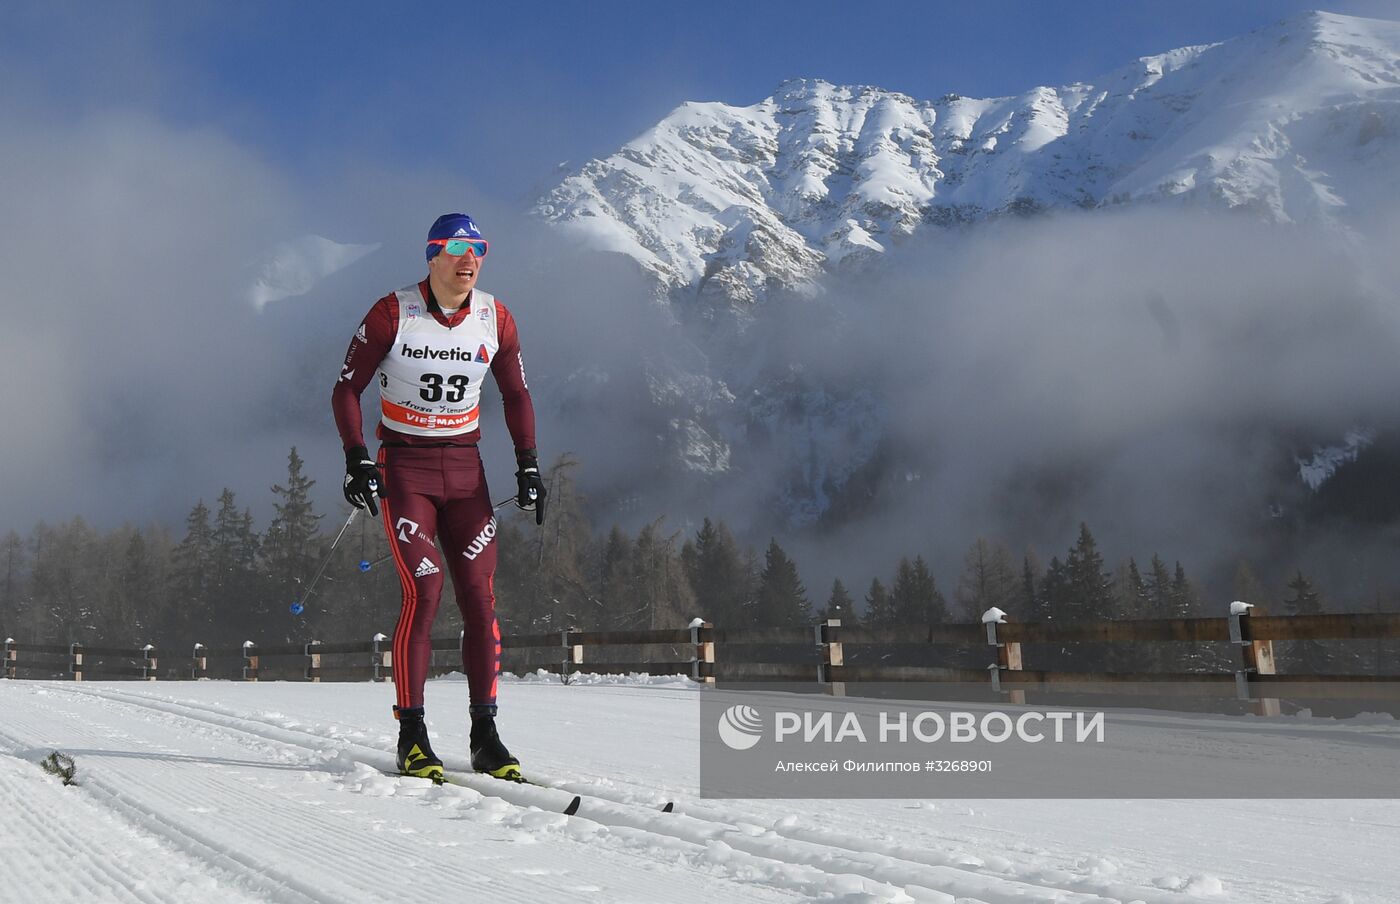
top-left (70, 642), bottom-right (83, 682)
top-left (561, 628), bottom-right (582, 681)
top-left (192, 643), bottom-right (206, 680)
top-left (142, 644), bottom-right (158, 681)
top-left (817, 619), bottom-right (845, 697)
top-left (690, 619), bottom-right (715, 685)
top-left (242, 640), bottom-right (259, 682)
top-left (1229, 601), bottom-right (1279, 716)
top-left (372, 633), bottom-right (392, 682)
top-left (984, 608), bottom-right (1025, 705)
top-left (305, 640), bottom-right (322, 682)
top-left (4, 638), bottom-right (15, 679)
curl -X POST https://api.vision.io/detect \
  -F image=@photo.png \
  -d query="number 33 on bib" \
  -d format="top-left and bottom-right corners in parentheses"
top-left (378, 289), bottom-right (503, 436)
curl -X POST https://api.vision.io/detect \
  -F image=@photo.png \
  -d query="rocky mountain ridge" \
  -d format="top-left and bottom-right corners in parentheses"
top-left (536, 11), bottom-right (1400, 306)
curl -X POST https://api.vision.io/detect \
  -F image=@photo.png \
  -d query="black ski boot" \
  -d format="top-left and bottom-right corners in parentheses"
top-left (395, 706), bottom-right (444, 782)
top-left (470, 715), bottom-right (522, 782)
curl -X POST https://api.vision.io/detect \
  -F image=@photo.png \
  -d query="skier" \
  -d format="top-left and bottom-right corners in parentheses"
top-left (331, 212), bottom-right (546, 783)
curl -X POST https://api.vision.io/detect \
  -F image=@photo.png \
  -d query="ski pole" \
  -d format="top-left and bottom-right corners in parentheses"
top-left (290, 509), bottom-right (360, 615)
top-left (360, 553), bottom-right (391, 572)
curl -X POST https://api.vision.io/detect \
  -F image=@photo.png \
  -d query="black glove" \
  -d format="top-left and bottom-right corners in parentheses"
top-left (343, 446), bottom-right (385, 516)
top-left (515, 450), bottom-right (547, 525)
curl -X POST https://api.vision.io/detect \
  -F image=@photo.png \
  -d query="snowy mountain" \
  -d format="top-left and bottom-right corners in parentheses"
top-left (536, 11), bottom-right (1400, 304)
top-left (247, 235), bottom-right (380, 310)
top-left (1298, 427), bottom-right (1376, 489)
top-left (528, 11), bottom-right (1400, 530)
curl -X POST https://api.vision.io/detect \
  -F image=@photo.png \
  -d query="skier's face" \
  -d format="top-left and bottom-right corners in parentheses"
top-left (428, 241), bottom-right (483, 297)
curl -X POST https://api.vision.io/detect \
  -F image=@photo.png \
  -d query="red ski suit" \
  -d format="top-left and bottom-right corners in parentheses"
top-left (331, 280), bottom-right (536, 711)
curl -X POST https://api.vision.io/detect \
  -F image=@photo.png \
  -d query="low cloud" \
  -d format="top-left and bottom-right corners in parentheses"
top-left (5, 93), bottom-right (1400, 610)
top-left (766, 207), bottom-right (1400, 596)
top-left (0, 105), bottom-right (301, 527)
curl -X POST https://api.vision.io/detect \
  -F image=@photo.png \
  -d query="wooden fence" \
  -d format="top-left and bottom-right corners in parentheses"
top-left (6, 603), bottom-right (1400, 715)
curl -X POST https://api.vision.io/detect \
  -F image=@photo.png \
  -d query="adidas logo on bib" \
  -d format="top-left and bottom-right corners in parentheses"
top-left (414, 558), bottom-right (440, 578)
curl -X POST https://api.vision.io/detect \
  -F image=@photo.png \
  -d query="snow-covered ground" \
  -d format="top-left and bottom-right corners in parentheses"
top-left (1, 675), bottom-right (1396, 903)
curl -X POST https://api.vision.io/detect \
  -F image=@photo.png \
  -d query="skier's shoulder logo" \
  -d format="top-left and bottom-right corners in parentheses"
top-left (355, 323), bottom-right (367, 343)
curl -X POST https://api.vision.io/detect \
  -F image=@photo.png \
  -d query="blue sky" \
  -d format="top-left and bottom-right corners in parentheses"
top-left (7, 1), bottom-right (1396, 205)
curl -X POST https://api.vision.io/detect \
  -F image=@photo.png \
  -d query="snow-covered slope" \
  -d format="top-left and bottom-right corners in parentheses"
top-left (247, 235), bottom-right (380, 310)
top-left (3, 677), bottom-right (1399, 903)
top-left (528, 10), bottom-right (1400, 528)
top-left (536, 11), bottom-right (1400, 303)
top-left (1298, 427), bottom-right (1376, 489)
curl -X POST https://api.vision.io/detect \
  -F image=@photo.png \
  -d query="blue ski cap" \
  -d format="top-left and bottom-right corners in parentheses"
top-left (427, 213), bottom-right (484, 260)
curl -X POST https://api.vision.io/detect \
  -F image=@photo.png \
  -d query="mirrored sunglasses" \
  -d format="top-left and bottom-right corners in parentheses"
top-left (429, 238), bottom-right (489, 258)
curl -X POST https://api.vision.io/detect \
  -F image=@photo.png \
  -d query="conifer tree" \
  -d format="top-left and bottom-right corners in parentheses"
top-left (890, 556), bottom-right (947, 624)
top-left (265, 447), bottom-right (321, 628)
top-left (1034, 555), bottom-right (1070, 668)
top-left (1107, 558), bottom-right (1150, 672)
top-left (680, 519), bottom-right (715, 589)
top-left (682, 519), bottom-right (753, 627)
top-left (1168, 560), bottom-right (1217, 671)
top-left (1063, 523), bottom-right (1113, 623)
top-left (1036, 556), bottom-right (1067, 624)
top-left (1168, 562), bottom-right (1196, 619)
top-left (210, 489), bottom-right (263, 638)
top-left (1115, 558), bottom-right (1149, 617)
top-left (755, 539), bottom-right (810, 626)
top-left (1144, 555), bottom-right (1173, 618)
top-left (819, 578), bottom-right (858, 624)
top-left (890, 558), bottom-right (914, 622)
top-left (172, 502), bottom-right (215, 643)
top-left (864, 577), bottom-right (894, 625)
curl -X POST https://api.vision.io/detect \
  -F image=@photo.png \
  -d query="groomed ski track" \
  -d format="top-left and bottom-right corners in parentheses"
top-left (1, 678), bottom-right (1396, 903)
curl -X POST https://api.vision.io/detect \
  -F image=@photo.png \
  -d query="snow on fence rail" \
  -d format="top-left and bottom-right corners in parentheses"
top-left (6, 605), bottom-right (1400, 714)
